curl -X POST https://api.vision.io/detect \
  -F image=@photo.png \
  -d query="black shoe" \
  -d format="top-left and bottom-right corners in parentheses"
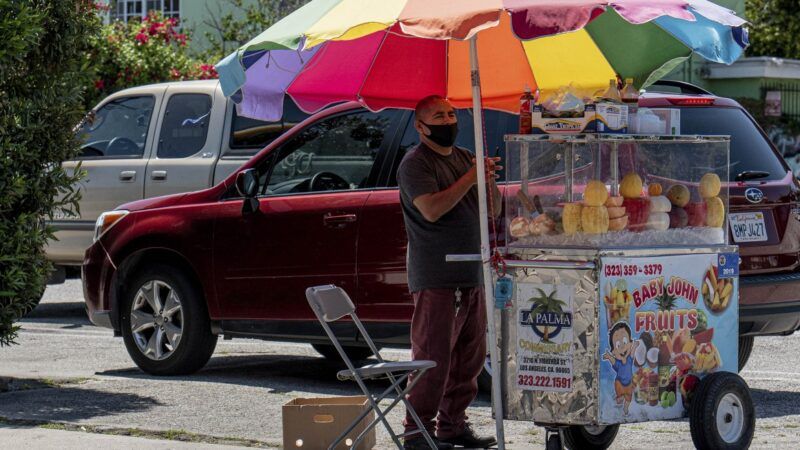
top-left (403, 435), bottom-right (455, 449)
top-left (439, 424), bottom-right (497, 449)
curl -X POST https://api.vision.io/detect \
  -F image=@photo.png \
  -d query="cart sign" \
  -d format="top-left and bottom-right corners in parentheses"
top-left (598, 253), bottom-right (738, 423)
top-left (515, 283), bottom-right (574, 392)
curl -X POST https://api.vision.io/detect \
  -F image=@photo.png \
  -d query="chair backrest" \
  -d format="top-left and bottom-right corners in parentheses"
top-left (305, 285), bottom-right (355, 322)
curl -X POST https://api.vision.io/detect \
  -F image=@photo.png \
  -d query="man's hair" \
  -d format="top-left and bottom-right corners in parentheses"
top-left (414, 94), bottom-right (446, 120)
top-left (609, 321), bottom-right (632, 344)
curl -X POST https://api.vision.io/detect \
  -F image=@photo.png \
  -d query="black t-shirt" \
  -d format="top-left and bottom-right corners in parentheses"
top-left (397, 143), bottom-right (481, 292)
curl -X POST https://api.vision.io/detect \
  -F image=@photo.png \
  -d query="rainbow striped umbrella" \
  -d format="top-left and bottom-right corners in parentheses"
top-left (215, 3), bottom-right (746, 445)
top-left (216, 0), bottom-right (746, 122)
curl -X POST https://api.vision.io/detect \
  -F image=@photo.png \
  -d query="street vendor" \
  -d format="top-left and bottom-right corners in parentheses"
top-left (397, 95), bottom-right (501, 450)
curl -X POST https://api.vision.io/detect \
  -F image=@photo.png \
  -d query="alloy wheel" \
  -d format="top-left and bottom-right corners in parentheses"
top-left (130, 280), bottom-right (183, 361)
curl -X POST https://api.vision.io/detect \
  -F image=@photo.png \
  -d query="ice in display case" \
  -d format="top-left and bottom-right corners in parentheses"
top-left (504, 134), bottom-right (731, 249)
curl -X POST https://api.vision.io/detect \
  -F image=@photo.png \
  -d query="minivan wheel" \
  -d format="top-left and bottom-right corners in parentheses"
top-left (121, 264), bottom-right (217, 375)
top-left (738, 336), bottom-right (754, 371)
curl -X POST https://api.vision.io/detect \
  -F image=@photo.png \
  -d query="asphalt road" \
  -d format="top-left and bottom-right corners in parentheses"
top-left (1, 280), bottom-right (799, 449)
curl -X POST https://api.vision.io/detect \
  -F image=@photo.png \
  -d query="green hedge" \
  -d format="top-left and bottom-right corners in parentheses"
top-left (0, 1), bottom-right (101, 345)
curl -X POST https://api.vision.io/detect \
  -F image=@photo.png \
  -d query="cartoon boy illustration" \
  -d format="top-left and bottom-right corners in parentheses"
top-left (603, 322), bottom-right (639, 415)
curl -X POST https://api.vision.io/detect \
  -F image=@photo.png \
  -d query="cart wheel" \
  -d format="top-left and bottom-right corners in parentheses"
top-left (545, 431), bottom-right (562, 450)
top-left (562, 425), bottom-right (619, 450)
top-left (689, 372), bottom-right (755, 450)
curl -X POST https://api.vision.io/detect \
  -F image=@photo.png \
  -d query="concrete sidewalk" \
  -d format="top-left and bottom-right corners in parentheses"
top-left (0, 423), bottom-right (257, 449)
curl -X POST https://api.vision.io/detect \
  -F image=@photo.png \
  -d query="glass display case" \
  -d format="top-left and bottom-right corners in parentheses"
top-left (504, 134), bottom-right (731, 248)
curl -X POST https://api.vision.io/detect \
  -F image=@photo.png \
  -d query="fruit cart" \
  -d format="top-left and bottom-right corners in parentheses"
top-left (495, 133), bottom-right (755, 450)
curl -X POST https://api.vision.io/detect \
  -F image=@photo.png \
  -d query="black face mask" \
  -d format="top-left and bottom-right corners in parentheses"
top-left (420, 121), bottom-right (458, 148)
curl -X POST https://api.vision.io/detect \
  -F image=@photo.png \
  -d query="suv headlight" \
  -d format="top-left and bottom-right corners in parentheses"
top-left (93, 210), bottom-right (129, 242)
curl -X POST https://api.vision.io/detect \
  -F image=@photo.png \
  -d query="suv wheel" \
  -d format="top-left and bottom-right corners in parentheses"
top-left (738, 336), bottom-right (754, 371)
top-left (121, 264), bottom-right (217, 375)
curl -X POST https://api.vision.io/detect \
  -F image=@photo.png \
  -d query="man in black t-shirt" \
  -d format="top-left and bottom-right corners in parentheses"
top-left (397, 95), bottom-right (500, 450)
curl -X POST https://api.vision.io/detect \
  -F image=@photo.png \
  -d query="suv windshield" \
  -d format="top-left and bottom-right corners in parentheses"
top-left (678, 107), bottom-right (788, 181)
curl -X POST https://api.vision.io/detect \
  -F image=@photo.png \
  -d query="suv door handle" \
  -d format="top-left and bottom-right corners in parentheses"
top-left (151, 170), bottom-right (167, 181)
top-left (323, 213), bottom-right (357, 228)
top-left (119, 170), bottom-right (136, 182)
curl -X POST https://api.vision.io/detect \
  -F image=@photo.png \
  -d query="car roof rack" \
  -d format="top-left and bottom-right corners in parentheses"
top-left (646, 80), bottom-right (713, 96)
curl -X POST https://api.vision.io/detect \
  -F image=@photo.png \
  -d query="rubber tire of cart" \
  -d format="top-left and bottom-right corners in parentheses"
top-left (562, 424), bottom-right (619, 450)
top-left (312, 344), bottom-right (375, 362)
top-left (477, 353), bottom-right (492, 393)
top-left (689, 372), bottom-right (755, 450)
top-left (738, 336), bottom-right (754, 371)
top-left (545, 432), bottom-right (563, 450)
top-left (120, 263), bottom-right (218, 376)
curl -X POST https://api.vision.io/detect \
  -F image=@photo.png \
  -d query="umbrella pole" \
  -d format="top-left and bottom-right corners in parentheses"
top-left (468, 35), bottom-right (506, 449)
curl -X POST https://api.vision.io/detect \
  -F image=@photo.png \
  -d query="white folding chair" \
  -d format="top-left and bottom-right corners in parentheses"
top-left (305, 285), bottom-right (438, 450)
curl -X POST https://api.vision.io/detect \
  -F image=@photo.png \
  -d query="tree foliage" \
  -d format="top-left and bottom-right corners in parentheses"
top-left (0, 0), bottom-right (101, 345)
top-left (200, 0), bottom-right (310, 62)
top-left (745, 0), bottom-right (800, 59)
top-left (87, 9), bottom-right (217, 108)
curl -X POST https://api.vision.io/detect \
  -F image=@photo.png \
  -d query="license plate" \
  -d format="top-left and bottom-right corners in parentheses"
top-left (728, 212), bottom-right (768, 243)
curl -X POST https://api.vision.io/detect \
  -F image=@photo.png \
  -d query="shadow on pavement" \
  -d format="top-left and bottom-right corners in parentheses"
top-left (22, 301), bottom-right (90, 326)
top-left (0, 386), bottom-right (161, 422)
top-left (751, 388), bottom-right (800, 419)
top-left (98, 353), bottom-right (492, 406)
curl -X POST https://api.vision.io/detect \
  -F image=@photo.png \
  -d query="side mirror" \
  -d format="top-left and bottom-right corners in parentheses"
top-left (235, 169), bottom-right (259, 214)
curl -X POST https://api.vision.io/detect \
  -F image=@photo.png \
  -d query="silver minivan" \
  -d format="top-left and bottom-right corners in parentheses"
top-left (45, 80), bottom-right (307, 290)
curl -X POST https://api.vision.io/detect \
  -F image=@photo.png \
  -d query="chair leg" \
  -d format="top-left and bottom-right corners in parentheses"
top-left (397, 368), bottom-right (438, 450)
top-left (329, 374), bottom-right (409, 450)
top-left (349, 369), bottom-right (436, 450)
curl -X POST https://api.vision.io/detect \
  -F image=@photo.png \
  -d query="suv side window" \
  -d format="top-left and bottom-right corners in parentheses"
top-left (228, 98), bottom-right (309, 156)
top-left (76, 95), bottom-right (155, 159)
top-left (260, 110), bottom-right (399, 195)
top-left (392, 109), bottom-right (516, 186)
top-left (157, 93), bottom-right (212, 159)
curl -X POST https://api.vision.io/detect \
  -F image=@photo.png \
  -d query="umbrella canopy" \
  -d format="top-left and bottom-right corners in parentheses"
top-left (216, 0), bottom-right (747, 122)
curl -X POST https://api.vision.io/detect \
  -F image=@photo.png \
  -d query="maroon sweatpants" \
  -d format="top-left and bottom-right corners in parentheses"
top-left (403, 287), bottom-right (487, 439)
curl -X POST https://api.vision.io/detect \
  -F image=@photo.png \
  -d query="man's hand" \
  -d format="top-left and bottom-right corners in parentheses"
top-left (413, 156), bottom-right (503, 223)
top-left (468, 157), bottom-right (503, 184)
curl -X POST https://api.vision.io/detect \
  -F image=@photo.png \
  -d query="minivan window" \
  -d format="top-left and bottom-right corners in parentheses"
top-left (77, 95), bottom-right (155, 159)
top-left (678, 107), bottom-right (788, 181)
top-left (157, 93), bottom-right (212, 159)
top-left (393, 109), bottom-right (515, 186)
top-left (262, 110), bottom-right (399, 195)
top-left (229, 98), bottom-right (309, 155)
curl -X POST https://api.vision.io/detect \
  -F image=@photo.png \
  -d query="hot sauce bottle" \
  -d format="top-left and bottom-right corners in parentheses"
top-left (519, 85), bottom-right (534, 134)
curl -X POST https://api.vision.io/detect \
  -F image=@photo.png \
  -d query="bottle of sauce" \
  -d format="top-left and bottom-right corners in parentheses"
top-left (600, 79), bottom-right (622, 103)
top-left (519, 85), bottom-right (534, 134)
top-left (621, 78), bottom-right (639, 133)
top-left (620, 78), bottom-right (639, 104)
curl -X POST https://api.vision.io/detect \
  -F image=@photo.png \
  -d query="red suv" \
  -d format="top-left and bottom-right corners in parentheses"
top-left (83, 81), bottom-right (800, 376)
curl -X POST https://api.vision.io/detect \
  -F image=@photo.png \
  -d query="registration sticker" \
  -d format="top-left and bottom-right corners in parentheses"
top-left (728, 212), bottom-right (768, 243)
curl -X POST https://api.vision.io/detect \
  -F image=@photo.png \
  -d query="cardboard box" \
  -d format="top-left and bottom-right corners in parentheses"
top-left (594, 102), bottom-right (629, 133)
top-left (532, 104), bottom-right (596, 134)
top-left (283, 396), bottom-right (375, 450)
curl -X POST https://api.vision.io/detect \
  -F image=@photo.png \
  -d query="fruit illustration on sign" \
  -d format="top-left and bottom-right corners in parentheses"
top-left (694, 342), bottom-right (721, 372)
top-left (702, 265), bottom-right (733, 312)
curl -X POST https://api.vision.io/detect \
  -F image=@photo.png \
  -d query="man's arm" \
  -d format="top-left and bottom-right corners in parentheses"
top-left (413, 168), bottom-right (477, 223)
